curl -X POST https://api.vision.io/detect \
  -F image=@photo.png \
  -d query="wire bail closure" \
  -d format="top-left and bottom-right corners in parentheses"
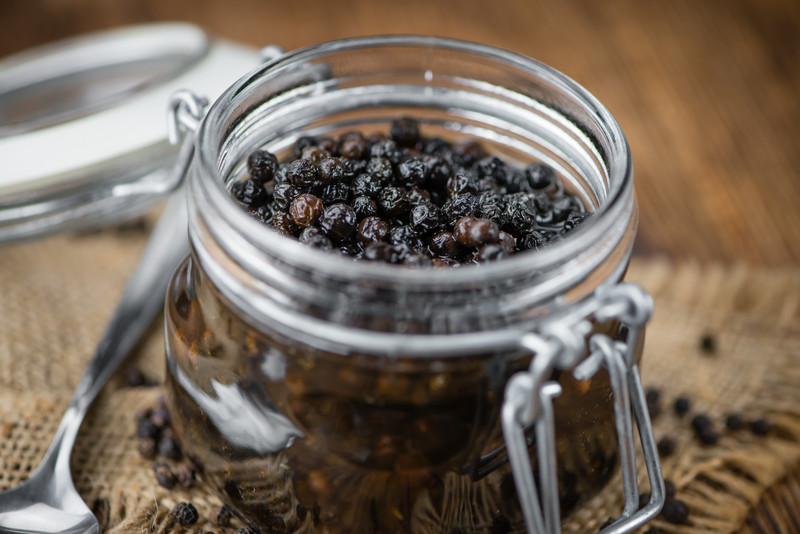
top-left (501, 283), bottom-right (664, 534)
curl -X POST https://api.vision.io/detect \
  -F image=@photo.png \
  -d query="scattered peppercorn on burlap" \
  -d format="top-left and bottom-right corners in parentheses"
top-left (1, 225), bottom-right (799, 533)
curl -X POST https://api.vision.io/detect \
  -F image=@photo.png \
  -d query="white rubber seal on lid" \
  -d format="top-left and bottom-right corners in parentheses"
top-left (0, 22), bottom-right (258, 198)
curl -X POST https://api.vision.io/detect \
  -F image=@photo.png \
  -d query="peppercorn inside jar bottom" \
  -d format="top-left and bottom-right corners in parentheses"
top-left (164, 259), bottom-right (624, 534)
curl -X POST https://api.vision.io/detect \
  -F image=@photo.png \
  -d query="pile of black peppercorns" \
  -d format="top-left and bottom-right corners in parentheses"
top-left (231, 117), bottom-right (588, 266)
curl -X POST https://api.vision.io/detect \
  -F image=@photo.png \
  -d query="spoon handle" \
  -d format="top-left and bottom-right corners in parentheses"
top-left (43, 192), bottom-right (189, 475)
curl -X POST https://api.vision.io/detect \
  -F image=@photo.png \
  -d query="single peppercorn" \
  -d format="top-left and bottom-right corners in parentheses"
top-left (692, 413), bottom-right (719, 445)
top-left (661, 498), bottom-right (690, 524)
top-left (447, 169), bottom-right (479, 196)
top-left (270, 212), bottom-right (296, 236)
top-left (340, 136), bottom-right (366, 159)
top-left (176, 464), bottom-right (196, 488)
top-left (320, 203), bottom-right (357, 240)
top-left (289, 194), bottom-right (324, 227)
top-left (248, 149), bottom-right (279, 182)
top-left (645, 387), bottom-right (662, 419)
top-left (170, 502), bottom-right (199, 526)
top-left (137, 418), bottom-right (159, 440)
top-left (158, 434), bottom-right (182, 460)
top-left (725, 413), bottom-right (745, 431)
top-left (452, 140), bottom-right (485, 167)
top-left (410, 202), bottom-right (442, 234)
top-left (366, 157), bottom-right (394, 183)
top-left (390, 117), bottom-right (420, 147)
top-left (441, 193), bottom-right (479, 225)
top-left (301, 145), bottom-right (330, 163)
top-left (388, 225), bottom-right (424, 249)
top-left (369, 139), bottom-right (402, 163)
top-left (153, 461), bottom-right (176, 489)
top-left (398, 157), bottom-right (430, 187)
top-left (378, 187), bottom-right (410, 216)
top-left (525, 162), bottom-right (556, 190)
top-left (750, 417), bottom-right (772, 436)
top-left (664, 479), bottom-right (676, 499)
top-left (137, 438), bottom-right (156, 459)
top-left (699, 332), bottom-right (717, 354)
top-left (318, 157), bottom-right (346, 184)
top-left (453, 216), bottom-right (500, 247)
top-left (320, 182), bottom-right (351, 206)
top-left (674, 396), bottom-right (691, 416)
top-left (287, 158), bottom-right (318, 186)
top-left (272, 183), bottom-right (303, 211)
top-left (124, 368), bottom-right (146, 387)
top-left (429, 231), bottom-right (459, 259)
top-left (232, 177), bottom-right (268, 207)
top-left (209, 505), bottom-right (232, 527)
top-left (657, 436), bottom-right (677, 457)
top-left (358, 216), bottom-right (389, 245)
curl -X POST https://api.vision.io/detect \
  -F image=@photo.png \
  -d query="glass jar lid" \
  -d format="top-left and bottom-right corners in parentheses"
top-left (0, 22), bottom-right (259, 243)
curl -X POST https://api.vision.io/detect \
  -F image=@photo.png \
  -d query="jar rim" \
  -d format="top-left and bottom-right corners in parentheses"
top-left (193, 34), bottom-right (634, 292)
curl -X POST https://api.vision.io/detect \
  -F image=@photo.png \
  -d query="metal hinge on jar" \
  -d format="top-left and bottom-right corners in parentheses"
top-left (501, 283), bottom-right (664, 534)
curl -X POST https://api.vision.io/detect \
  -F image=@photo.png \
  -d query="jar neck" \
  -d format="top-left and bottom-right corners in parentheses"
top-left (187, 36), bottom-right (636, 351)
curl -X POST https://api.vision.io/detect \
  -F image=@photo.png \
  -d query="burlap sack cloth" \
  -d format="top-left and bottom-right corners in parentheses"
top-left (1, 222), bottom-right (799, 533)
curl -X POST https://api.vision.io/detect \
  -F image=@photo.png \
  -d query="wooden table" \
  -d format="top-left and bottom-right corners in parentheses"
top-left (1, 0), bottom-right (799, 266)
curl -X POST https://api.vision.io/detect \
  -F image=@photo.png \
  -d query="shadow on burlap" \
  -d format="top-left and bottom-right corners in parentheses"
top-left (0, 227), bottom-right (798, 533)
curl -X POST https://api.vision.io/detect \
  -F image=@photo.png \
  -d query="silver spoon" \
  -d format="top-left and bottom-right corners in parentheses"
top-left (0, 193), bottom-right (189, 534)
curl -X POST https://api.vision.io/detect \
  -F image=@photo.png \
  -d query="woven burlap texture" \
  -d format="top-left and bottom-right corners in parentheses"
top-left (1, 228), bottom-right (799, 533)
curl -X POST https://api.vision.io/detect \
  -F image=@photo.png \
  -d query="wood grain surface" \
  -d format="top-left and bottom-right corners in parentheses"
top-left (2, 0), bottom-right (799, 265)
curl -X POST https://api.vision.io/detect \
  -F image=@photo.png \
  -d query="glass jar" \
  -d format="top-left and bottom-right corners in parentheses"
top-left (164, 36), bottom-right (663, 534)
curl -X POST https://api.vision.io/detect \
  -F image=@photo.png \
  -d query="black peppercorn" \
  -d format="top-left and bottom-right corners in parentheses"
top-left (318, 157), bottom-right (346, 184)
top-left (158, 434), bottom-right (182, 460)
top-left (447, 169), bottom-right (479, 196)
top-left (176, 464), bottom-right (196, 488)
top-left (661, 498), bottom-right (690, 524)
top-left (248, 149), bottom-right (279, 182)
top-left (725, 413), bottom-right (745, 431)
top-left (699, 332), bottom-right (716, 354)
top-left (453, 216), bottom-right (500, 247)
top-left (209, 505), bottom-right (232, 527)
top-left (233, 177), bottom-right (268, 207)
top-left (525, 162), bottom-right (555, 190)
top-left (674, 396), bottom-right (691, 416)
top-left (388, 225), bottom-right (423, 249)
top-left (320, 203), bottom-right (357, 240)
top-left (390, 117), bottom-right (420, 147)
top-left (429, 231), bottom-right (459, 259)
top-left (352, 173), bottom-right (385, 199)
top-left (410, 202), bottom-right (442, 234)
top-left (153, 461), bottom-right (176, 489)
top-left (289, 194), bottom-right (324, 227)
top-left (124, 368), bottom-right (146, 387)
top-left (358, 216), bottom-right (389, 245)
top-left (657, 436), bottom-right (677, 457)
top-left (378, 187), bottom-right (410, 216)
top-left (137, 438), bottom-right (156, 459)
top-left (750, 417), bottom-right (772, 436)
top-left (170, 502), bottom-right (199, 526)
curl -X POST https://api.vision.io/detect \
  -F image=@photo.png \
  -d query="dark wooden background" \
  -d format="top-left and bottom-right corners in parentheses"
top-left (2, 0), bottom-right (799, 266)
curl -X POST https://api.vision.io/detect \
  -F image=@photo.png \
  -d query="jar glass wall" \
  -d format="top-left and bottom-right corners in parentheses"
top-left (165, 36), bottom-right (638, 533)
